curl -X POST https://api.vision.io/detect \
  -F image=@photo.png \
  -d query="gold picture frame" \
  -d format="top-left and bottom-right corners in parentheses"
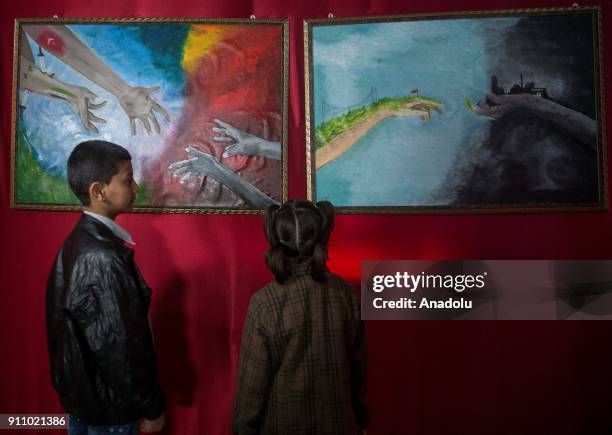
top-left (12, 17), bottom-right (289, 214)
top-left (304, 7), bottom-right (606, 214)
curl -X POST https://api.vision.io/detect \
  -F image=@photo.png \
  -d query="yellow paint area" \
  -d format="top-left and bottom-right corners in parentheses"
top-left (182, 25), bottom-right (230, 73)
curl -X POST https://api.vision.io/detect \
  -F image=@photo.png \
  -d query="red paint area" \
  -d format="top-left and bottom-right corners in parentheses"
top-left (34, 29), bottom-right (66, 56)
top-left (144, 26), bottom-right (283, 207)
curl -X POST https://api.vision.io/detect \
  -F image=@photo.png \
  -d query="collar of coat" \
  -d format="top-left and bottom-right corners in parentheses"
top-left (77, 214), bottom-right (136, 256)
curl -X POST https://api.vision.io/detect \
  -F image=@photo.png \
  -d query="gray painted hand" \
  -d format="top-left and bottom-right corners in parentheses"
top-left (474, 92), bottom-right (596, 149)
top-left (474, 93), bottom-right (528, 119)
top-left (168, 145), bottom-right (279, 207)
top-left (168, 146), bottom-right (222, 182)
top-left (119, 86), bottom-right (170, 136)
top-left (213, 118), bottom-right (265, 158)
top-left (213, 118), bottom-right (281, 160)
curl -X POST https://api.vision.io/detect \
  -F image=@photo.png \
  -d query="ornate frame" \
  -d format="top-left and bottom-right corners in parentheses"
top-left (304, 7), bottom-right (606, 214)
top-left (11, 17), bottom-right (289, 214)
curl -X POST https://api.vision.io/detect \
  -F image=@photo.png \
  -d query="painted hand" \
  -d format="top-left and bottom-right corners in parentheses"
top-left (474, 92), bottom-right (596, 149)
top-left (118, 85), bottom-right (170, 135)
top-left (213, 118), bottom-right (282, 160)
top-left (168, 146), bottom-right (223, 183)
top-left (62, 85), bottom-right (107, 134)
top-left (212, 118), bottom-right (267, 158)
top-left (474, 93), bottom-right (531, 119)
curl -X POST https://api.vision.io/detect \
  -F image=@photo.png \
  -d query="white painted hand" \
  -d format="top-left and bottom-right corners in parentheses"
top-left (62, 85), bottom-right (107, 134)
top-left (21, 64), bottom-right (107, 134)
top-left (118, 85), bottom-right (170, 135)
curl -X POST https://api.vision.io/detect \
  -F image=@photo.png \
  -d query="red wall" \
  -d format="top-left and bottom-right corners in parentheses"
top-left (2, 0), bottom-right (612, 434)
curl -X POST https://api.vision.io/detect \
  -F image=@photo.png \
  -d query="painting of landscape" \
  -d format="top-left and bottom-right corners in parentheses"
top-left (305, 8), bottom-right (605, 212)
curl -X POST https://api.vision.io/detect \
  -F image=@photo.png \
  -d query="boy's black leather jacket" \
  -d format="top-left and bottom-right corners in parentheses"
top-left (46, 214), bottom-right (165, 425)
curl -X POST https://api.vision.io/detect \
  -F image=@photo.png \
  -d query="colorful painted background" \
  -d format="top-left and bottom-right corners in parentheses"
top-left (15, 22), bottom-right (284, 209)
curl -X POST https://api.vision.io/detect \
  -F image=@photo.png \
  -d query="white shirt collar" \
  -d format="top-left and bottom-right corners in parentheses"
top-left (84, 210), bottom-right (135, 245)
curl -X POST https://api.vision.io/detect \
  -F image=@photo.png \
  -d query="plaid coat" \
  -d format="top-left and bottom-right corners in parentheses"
top-left (232, 259), bottom-right (368, 435)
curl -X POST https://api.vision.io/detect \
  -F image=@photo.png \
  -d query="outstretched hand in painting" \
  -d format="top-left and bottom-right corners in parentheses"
top-left (19, 25), bottom-right (170, 136)
top-left (168, 146), bottom-right (279, 208)
top-left (212, 118), bottom-right (281, 160)
top-left (119, 85), bottom-right (170, 135)
top-left (19, 56), bottom-right (107, 134)
top-left (472, 92), bottom-right (596, 150)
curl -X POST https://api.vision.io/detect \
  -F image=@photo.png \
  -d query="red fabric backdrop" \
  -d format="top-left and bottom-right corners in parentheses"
top-left (2, 0), bottom-right (612, 434)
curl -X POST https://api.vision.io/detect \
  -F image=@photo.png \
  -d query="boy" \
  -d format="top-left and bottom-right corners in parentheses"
top-left (46, 140), bottom-right (165, 434)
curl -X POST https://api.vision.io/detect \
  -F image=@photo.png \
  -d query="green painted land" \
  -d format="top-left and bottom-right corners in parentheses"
top-left (15, 133), bottom-right (152, 206)
top-left (315, 96), bottom-right (442, 149)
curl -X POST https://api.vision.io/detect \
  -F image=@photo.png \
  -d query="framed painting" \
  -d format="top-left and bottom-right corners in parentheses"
top-left (11, 18), bottom-right (288, 213)
top-left (304, 7), bottom-right (606, 213)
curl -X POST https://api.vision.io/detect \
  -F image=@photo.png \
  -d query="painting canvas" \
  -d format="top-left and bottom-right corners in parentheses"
top-left (305, 8), bottom-right (606, 212)
top-left (12, 19), bottom-right (288, 213)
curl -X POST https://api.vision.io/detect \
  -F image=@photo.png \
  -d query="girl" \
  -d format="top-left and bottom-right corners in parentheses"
top-left (232, 199), bottom-right (368, 435)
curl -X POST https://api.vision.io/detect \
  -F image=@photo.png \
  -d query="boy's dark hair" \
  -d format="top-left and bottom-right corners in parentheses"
top-left (67, 140), bottom-right (131, 206)
top-left (263, 199), bottom-right (335, 284)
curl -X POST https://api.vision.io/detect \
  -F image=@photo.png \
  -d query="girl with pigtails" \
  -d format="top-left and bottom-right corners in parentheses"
top-left (232, 199), bottom-right (369, 435)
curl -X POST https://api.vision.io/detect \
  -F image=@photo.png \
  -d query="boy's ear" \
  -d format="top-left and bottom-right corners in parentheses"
top-left (89, 181), bottom-right (107, 203)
